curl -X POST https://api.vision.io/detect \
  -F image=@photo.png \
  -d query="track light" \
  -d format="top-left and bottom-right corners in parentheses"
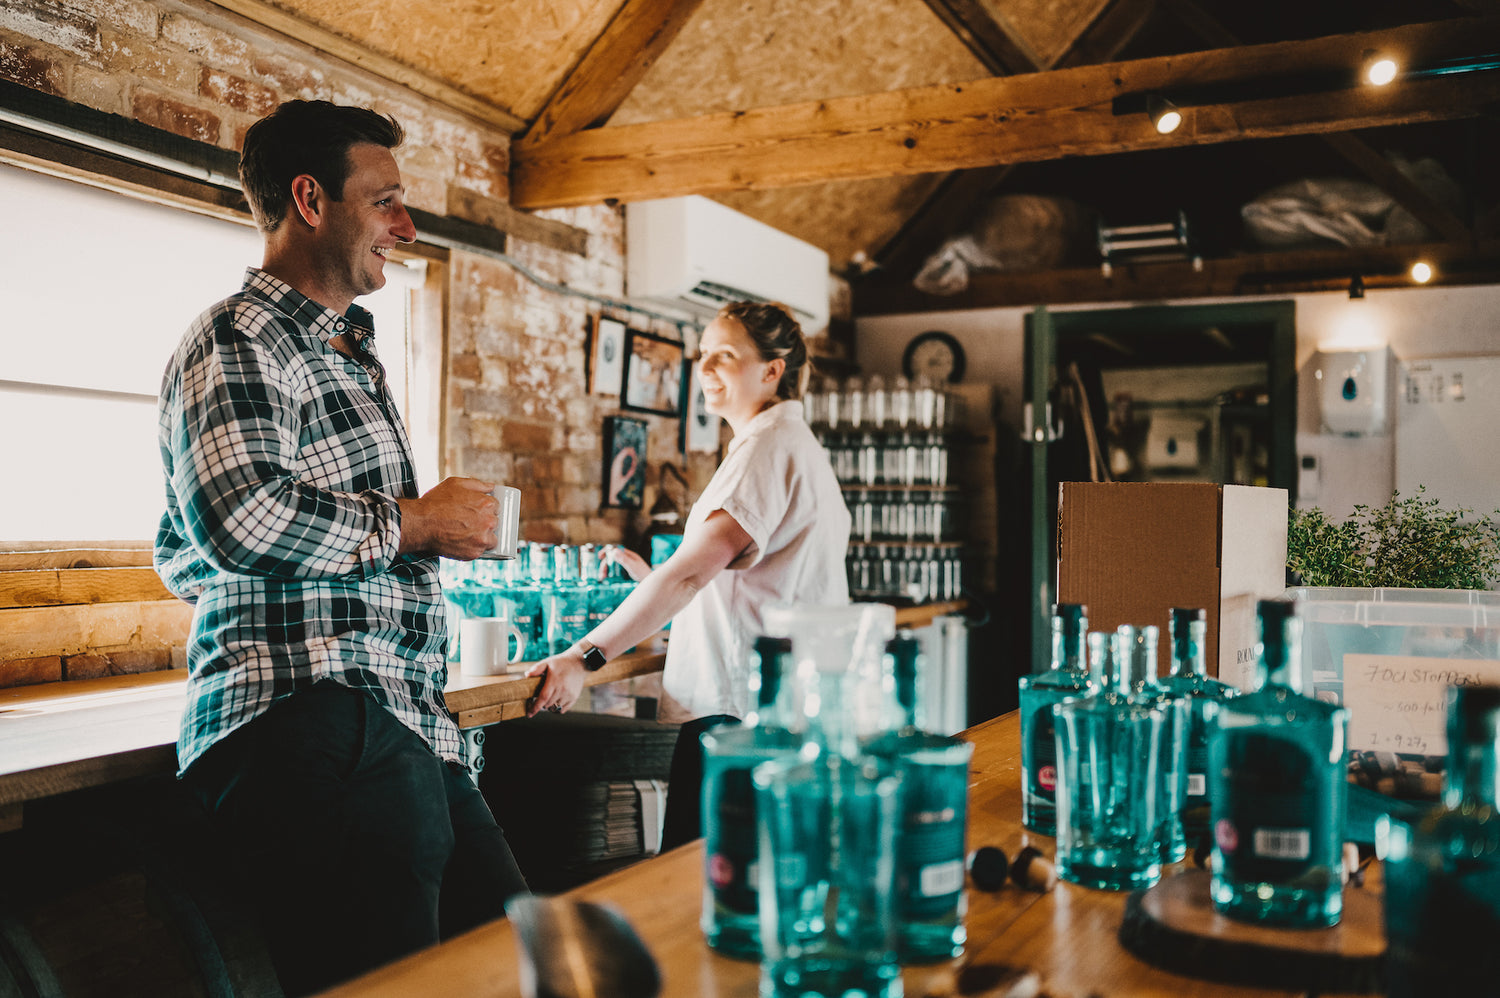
top-left (1410, 261), bottom-right (1434, 284)
top-left (1146, 95), bottom-right (1182, 134)
top-left (1348, 274), bottom-right (1365, 299)
top-left (1363, 51), bottom-right (1399, 86)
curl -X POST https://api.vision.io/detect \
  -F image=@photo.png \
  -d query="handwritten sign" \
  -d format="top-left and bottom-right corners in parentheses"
top-left (1342, 653), bottom-right (1500, 756)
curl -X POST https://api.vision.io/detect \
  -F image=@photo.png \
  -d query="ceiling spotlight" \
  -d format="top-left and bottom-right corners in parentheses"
top-left (1363, 51), bottom-right (1399, 86)
top-left (1410, 260), bottom-right (1434, 284)
top-left (1147, 95), bottom-right (1182, 135)
top-left (1348, 274), bottom-right (1365, 299)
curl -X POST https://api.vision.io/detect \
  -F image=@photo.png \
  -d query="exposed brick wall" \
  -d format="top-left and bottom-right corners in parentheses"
top-left (0, 0), bottom-right (723, 687)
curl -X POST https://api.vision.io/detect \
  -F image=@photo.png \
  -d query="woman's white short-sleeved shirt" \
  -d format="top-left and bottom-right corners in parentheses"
top-left (658, 400), bottom-right (851, 723)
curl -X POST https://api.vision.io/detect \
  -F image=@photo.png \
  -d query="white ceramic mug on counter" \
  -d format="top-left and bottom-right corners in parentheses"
top-left (460, 610), bottom-right (528, 676)
top-left (483, 485), bottom-right (521, 560)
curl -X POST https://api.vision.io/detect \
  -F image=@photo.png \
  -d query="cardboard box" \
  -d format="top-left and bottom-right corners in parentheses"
top-left (1056, 482), bottom-right (1288, 683)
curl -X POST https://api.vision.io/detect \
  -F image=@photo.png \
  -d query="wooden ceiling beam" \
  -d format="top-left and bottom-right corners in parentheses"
top-left (854, 239), bottom-right (1500, 314)
top-left (511, 18), bottom-right (1500, 210)
top-left (873, 0), bottom-right (1159, 280)
top-left (1164, 0), bottom-right (1472, 242)
top-left (916, 0), bottom-right (1042, 75)
top-left (519, 0), bottom-right (708, 148)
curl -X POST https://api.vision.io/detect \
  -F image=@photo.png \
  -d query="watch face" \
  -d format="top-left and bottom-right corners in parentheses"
top-left (903, 331), bottom-right (965, 384)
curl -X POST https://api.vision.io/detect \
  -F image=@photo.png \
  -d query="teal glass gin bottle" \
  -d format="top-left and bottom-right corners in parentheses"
top-left (494, 545), bottom-right (541, 664)
top-left (1379, 684), bottom-right (1500, 997)
top-left (1052, 631), bottom-right (1168, 891)
top-left (1019, 603), bottom-right (1094, 834)
top-left (1119, 624), bottom-right (1190, 864)
top-left (1156, 607), bottom-right (1236, 844)
top-left (864, 634), bottom-right (973, 963)
top-left (544, 544), bottom-right (590, 655)
top-left (699, 637), bottom-right (801, 959)
top-left (1208, 599), bottom-right (1349, 927)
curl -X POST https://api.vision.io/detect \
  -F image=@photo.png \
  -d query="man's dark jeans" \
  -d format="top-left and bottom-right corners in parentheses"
top-left (184, 680), bottom-right (528, 996)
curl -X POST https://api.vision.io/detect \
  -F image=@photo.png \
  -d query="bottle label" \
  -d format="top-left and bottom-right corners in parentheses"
top-left (1030, 704), bottom-right (1058, 795)
top-left (919, 858), bottom-right (965, 897)
top-left (1252, 828), bottom-right (1311, 861)
top-left (1187, 772), bottom-right (1207, 797)
top-left (1217, 733), bottom-right (1335, 885)
top-left (706, 767), bottom-right (759, 914)
top-left (899, 766), bottom-right (967, 918)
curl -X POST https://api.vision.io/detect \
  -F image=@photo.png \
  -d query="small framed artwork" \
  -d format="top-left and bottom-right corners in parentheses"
top-left (622, 328), bottom-right (686, 417)
top-left (681, 357), bottom-right (722, 453)
top-left (588, 316), bottom-right (627, 396)
top-left (602, 415), bottom-right (648, 509)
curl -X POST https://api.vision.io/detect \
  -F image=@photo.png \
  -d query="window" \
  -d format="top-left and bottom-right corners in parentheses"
top-left (0, 163), bottom-right (441, 543)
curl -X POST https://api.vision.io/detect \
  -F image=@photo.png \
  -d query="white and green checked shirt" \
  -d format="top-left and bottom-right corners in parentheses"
top-left (155, 268), bottom-right (462, 775)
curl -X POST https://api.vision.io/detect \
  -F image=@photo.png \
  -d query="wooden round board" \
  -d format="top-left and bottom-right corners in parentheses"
top-left (1118, 870), bottom-right (1385, 994)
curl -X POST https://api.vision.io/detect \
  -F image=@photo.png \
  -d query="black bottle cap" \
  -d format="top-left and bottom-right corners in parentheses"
top-left (967, 846), bottom-right (1009, 892)
top-left (1257, 598), bottom-right (1297, 624)
top-left (1052, 603), bottom-right (1087, 623)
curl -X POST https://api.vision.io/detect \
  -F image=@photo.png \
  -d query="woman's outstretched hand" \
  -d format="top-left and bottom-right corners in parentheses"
top-left (602, 544), bottom-right (653, 582)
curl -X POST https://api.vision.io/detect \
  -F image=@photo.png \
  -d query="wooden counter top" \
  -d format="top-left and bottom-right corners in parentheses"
top-left (0, 647), bottom-right (665, 807)
top-left (318, 711), bottom-right (1365, 998)
top-left (0, 600), bottom-right (969, 808)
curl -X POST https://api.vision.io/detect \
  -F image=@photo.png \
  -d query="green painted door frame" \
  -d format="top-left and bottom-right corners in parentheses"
top-left (1021, 300), bottom-right (1297, 674)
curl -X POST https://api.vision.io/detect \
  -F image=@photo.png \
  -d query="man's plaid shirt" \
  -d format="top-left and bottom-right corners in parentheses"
top-left (155, 268), bottom-right (463, 775)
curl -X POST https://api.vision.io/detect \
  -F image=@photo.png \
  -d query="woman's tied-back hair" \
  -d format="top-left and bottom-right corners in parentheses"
top-left (239, 100), bottom-right (404, 234)
top-left (716, 301), bottom-right (811, 401)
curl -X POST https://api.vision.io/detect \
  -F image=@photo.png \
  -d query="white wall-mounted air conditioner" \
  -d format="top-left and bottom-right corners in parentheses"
top-left (626, 195), bottom-right (830, 333)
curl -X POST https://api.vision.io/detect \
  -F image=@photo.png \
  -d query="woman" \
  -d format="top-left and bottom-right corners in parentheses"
top-left (526, 301), bottom-right (851, 848)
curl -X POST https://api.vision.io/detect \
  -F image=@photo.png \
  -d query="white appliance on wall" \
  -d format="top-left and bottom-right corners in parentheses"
top-left (626, 195), bottom-right (831, 332)
top-left (1396, 354), bottom-right (1500, 515)
top-left (1318, 347), bottom-right (1390, 436)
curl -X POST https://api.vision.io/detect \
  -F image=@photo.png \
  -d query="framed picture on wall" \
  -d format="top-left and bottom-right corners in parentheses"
top-left (680, 357), bottom-right (722, 453)
top-left (602, 415), bottom-right (648, 509)
top-left (622, 329), bottom-right (685, 417)
top-left (588, 316), bottom-right (627, 396)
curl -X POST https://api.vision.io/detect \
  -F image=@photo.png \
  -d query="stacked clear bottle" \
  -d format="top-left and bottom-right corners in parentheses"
top-left (493, 544), bottom-right (542, 664)
top-left (863, 634), bottom-right (973, 962)
top-left (1119, 624), bottom-right (1189, 864)
top-left (1208, 598), bottom-right (1349, 927)
top-left (544, 543), bottom-right (590, 655)
top-left (1156, 607), bottom-right (1236, 845)
top-left (699, 637), bottom-right (802, 959)
top-left (1379, 683), bottom-right (1500, 997)
top-left (1019, 603), bottom-right (1094, 834)
top-left (1052, 631), bottom-right (1169, 891)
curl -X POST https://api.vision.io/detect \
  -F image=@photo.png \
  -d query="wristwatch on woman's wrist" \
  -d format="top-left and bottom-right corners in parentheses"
top-left (578, 639), bottom-right (607, 672)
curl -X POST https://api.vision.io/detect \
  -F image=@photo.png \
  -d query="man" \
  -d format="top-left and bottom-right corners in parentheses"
top-left (154, 100), bottom-right (527, 996)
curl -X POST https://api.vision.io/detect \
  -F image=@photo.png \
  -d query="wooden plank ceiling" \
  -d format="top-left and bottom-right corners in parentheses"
top-left (222, 0), bottom-right (1500, 307)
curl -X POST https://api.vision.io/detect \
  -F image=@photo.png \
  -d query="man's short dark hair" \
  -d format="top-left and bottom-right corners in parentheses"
top-left (239, 100), bottom-right (404, 233)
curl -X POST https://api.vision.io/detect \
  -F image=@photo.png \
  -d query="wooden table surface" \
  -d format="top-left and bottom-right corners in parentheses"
top-left (318, 711), bottom-right (1374, 998)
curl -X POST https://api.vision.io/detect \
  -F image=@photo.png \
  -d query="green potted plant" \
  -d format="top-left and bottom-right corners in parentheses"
top-left (1287, 488), bottom-right (1500, 590)
top-left (1285, 489), bottom-right (1500, 753)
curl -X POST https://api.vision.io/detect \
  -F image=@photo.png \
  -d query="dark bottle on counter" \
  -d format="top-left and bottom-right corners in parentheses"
top-left (1208, 599), bottom-right (1349, 927)
top-left (1019, 603), bottom-right (1094, 834)
top-left (699, 637), bottom-right (801, 959)
top-left (1156, 607), bottom-right (1236, 845)
top-left (864, 634), bottom-right (974, 963)
top-left (1380, 683), bottom-right (1500, 998)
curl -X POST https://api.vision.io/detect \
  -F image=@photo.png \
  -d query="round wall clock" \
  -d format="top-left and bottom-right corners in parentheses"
top-left (902, 330), bottom-right (966, 384)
